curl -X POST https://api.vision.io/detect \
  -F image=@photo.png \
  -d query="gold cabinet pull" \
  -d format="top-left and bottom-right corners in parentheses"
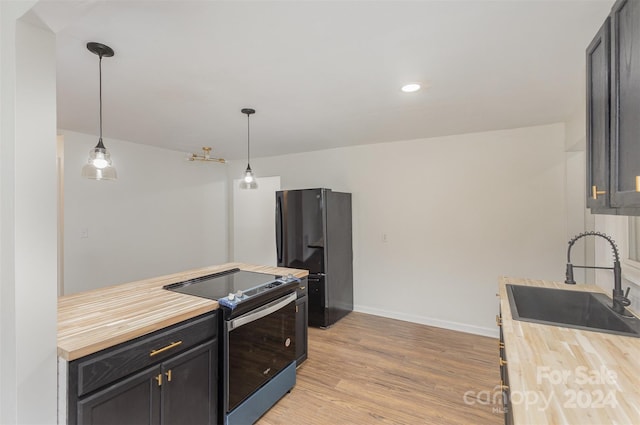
top-left (495, 315), bottom-right (502, 326)
top-left (155, 374), bottom-right (163, 386)
top-left (636, 176), bottom-right (639, 192)
top-left (150, 341), bottom-right (182, 357)
top-left (165, 370), bottom-right (172, 382)
top-left (498, 341), bottom-right (505, 349)
top-left (499, 357), bottom-right (508, 366)
top-left (592, 185), bottom-right (606, 199)
top-left (298, 286), bottom-right (306, 291)
top-left (500, 380), bottom-right (509, 391)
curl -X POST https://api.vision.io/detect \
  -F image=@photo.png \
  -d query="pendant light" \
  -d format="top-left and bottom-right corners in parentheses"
top-left (239, 108), bottom-right (258, 189)
top-left (82, 42), bottom-right (117, 181)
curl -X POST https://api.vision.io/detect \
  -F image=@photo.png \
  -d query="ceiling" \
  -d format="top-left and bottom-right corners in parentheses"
top-left (33, 0), bottom-right (613, 160)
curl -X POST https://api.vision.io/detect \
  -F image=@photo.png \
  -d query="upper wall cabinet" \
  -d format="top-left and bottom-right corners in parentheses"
top-left (611, 0), bottom-right (640, 208)
top-left (586, 17), bottom-right (613, 212)
top-left (587, 0), bottom-right (640, 215)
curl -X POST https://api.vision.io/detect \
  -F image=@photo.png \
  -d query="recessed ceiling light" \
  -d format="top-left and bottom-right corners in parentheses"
top-left (401, 83), bottom-right (421, 93)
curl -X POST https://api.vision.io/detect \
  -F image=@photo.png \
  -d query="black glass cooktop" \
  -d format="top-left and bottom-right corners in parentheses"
top-left (164, 268), bottom-right (283, 301)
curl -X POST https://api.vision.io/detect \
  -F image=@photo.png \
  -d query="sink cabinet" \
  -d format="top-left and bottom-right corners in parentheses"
top-left (295, 278), bottom-right (309, 366)
top-left (587, 0), bottom-right (640, 215)
top-left (66, 312), bottom-right (218, 425)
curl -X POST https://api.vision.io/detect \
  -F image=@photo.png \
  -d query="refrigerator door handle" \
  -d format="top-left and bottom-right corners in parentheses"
top-left (276, 195), bottom-right (283, 263)
top-left (307, 273), bottom-right (325, 283)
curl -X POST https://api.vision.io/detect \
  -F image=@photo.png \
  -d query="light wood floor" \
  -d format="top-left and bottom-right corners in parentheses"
top-left (258, 312), bottom-right (502, 425)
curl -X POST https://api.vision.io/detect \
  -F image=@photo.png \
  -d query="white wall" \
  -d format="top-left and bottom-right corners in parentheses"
top-left (229, 123), bottom-right (568, 336)
top-left (565, 150), bottom-right (590, 283)
top-left (62, 130), bottom-right (229, 294)
top-left (231, 176), bottom-right (280, 266)
top-left (1, 4), bottom-right (58, 423)
top-left (564, 105), bottom-right (596, 284)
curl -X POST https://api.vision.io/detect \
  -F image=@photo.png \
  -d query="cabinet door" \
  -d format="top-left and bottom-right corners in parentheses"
top-left (295, 295), bottom-right (308, 365)
top-left (77, 365), bottom-right (161, 425)
top-left (611, 0), bottom-right (640, 207)
top-left (161, 340), bottom-right (217, 425)
top-left (586, 18), bottom-right (611, 210)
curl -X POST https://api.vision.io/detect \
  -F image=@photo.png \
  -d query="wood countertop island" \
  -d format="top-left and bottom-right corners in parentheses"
top-left (499, 277), bottom-right (640, 424)
top-left (58, 263), bottom-right (308, 361)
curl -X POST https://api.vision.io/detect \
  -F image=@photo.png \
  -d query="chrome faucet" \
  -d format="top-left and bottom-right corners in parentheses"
top-left (565, 231), bottom-right (631, 316)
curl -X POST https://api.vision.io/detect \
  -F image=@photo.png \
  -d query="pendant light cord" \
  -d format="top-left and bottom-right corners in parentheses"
top-left (246, 112), bottom-right (251, 166)
top-left (99, 54), bottom-right (103, 143)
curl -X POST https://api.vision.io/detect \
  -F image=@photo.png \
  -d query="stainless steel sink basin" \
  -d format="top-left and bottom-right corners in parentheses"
top-left (506, 284), bottom-right (640, 338)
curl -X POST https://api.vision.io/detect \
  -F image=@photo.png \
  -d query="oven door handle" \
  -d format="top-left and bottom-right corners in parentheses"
top-left (227, 292), bottom-right (297, 331)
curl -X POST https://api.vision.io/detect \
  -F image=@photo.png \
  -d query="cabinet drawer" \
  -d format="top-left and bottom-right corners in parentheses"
top-left (71, 312), bottom-right (217, 397)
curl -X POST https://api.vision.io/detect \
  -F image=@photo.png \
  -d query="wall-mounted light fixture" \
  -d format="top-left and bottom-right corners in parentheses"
top-left (82, 42), bottom-right (117, 180)
top-left (239, 108), bottom-right (257, 189)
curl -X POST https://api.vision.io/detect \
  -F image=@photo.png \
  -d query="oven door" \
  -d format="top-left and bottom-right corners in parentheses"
top-left (224, 292), bottom-right (296, 413)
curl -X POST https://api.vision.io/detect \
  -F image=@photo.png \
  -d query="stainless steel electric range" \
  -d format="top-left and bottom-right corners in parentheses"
top-left (164, 268), bottom-right (299, 425)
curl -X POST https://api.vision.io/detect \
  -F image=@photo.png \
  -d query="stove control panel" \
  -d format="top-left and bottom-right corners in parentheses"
top-left (218, 274), bottom-right (300, 310)
top-left (276, 274), bottom-right (297, 284)
top-left (227, 290), bottom-right (247, 302)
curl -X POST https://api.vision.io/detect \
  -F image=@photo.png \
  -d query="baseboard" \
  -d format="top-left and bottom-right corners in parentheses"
top-left (353, 304), bottom-right (499, 338)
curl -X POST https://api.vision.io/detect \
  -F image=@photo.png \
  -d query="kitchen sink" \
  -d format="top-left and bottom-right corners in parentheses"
top-left (506, 284), bottom-right (640, 338)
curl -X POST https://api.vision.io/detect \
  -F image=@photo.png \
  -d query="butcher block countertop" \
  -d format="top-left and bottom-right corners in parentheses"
top-left (58, 263), bottom-right (308, 361)
top-left (499, 277), bottom-right (640, 424)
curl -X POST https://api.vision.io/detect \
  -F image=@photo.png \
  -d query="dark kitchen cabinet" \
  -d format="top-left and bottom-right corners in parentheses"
top-left (68, 312), bottom-right (218, 425)
top-left (610, 0), bottom-right (640, 209)
top-left (78, 341), bottom-right (216, 425)
top-left (78, 364), bottom-right (161, 425)
top-left (160, 340), bottom-right (217, 425)
top-left (586, 18), bottom-right (614, 213)
top-left (295, 278), bottom-right (308, 366)
top-left (587, 0), bottom-right (640, 215)
top-left (497, 312), bottom-right (513, 425)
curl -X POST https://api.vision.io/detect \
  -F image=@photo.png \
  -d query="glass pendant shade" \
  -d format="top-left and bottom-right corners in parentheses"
top-left (239, 164), bottom-right (258, 189)
top-left (81, 139), bottom-right (117, 180)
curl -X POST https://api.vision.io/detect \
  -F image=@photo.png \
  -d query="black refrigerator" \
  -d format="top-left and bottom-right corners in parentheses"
top-left (276, 188), bottom-right (353, 328)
